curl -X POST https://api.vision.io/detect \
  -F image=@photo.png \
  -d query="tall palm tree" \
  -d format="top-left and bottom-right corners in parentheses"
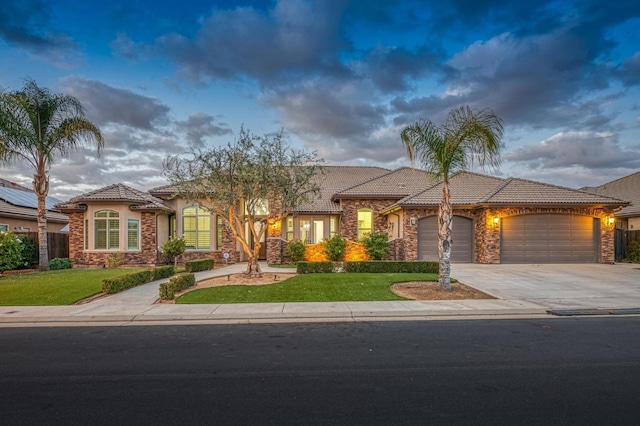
top-left (0, 78), bottom-right (104, 270)
top-left (401, 106), bottom-right (503, 290)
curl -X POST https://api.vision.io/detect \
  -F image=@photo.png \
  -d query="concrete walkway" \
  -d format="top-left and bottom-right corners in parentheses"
top-left (2, 262), bottom-right (639, 326)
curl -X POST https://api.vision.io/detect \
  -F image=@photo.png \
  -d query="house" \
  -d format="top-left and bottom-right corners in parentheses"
top-left (582, 172), bottom-right (640, 230)
top-left (55, 167), bottom-right (628, 267)
top-left (0, 178), bottom-right (69, 233)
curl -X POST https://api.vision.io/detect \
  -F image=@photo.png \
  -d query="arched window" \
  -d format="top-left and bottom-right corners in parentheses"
top-left (183, 206), bottom-right (210, 249)
top-left (94, 210), bottom-right (119, 250)
top-left (357, 208), bottom-right (373, 240)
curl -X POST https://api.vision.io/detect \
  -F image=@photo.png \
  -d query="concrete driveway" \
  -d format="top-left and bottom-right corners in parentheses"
top-left (451, 263), bottom-right (640, 310)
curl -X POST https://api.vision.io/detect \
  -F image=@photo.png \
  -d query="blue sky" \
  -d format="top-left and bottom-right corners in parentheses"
top-left (1, 0), bottom-right (639, 199)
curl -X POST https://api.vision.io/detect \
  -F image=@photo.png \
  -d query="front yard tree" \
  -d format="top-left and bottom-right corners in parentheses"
top-left (163, 128), bottom-right (322, 277)
top-left (401, 106), bottom-right (503, 291)
top-left (0, 79), bottom-right (104, 271)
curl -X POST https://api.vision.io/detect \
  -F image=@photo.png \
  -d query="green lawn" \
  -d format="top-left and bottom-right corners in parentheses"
top-left (0, 268), bottom-right (147, 306)
top-left (176, 273), bottom-right (441, 304)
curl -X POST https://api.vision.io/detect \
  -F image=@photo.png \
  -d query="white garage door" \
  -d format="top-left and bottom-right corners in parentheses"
top-left (501, 214), bottom-right (598, 263)
top-left (418, 216), bottom-right (473, 262)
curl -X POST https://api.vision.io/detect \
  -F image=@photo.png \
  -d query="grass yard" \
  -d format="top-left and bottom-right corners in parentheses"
top-left (176, 273), bottom-right (442, 304)
top-left (0, 268), bottom-right (147, 306)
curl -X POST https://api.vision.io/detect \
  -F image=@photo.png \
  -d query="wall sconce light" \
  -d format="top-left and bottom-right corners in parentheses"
top-left (387, 222), bottom-right (394, 232)
top-left (607, 216), bottom-right (615, 228)
top-left (492, 217), bottom-right (500, 228)
top-left (410, 217), bottom-right (417, 226)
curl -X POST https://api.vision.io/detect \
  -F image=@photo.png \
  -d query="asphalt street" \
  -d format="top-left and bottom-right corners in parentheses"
top-left (1, 317), bottom-right (640, 425)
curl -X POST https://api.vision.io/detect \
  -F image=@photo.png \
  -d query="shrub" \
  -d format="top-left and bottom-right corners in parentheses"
top-left (296, 261), bottom-right (334, 274)
top-left (185, 258), bottom-right (214, 272)
top-left (105, 252), bottom-right (124, 268)
top-left (360, 232), bottom-right (389, 260)
top-left (285, 240), bottom-right (305, 263)
top-left (49, 258), bottom-right (73, 270)
top-left (0, 232), bottom-right (24, 272)
top-left (153, 265), bottom-right (175, 280)
top-left (16, 234), bottom-right (36, 268)
top-left (159, 273), bottom-right (196, 300)
top-left (626, 240), bottom-right (640, 263)
top-left (161, 236), bottom-right (187, 267)
top-left (323, 234), bottom-right (347, 261)
top-left (101, 270), bottom-right (153, 294)
top-left (304, 243), bottom-right (328, 262)
top-left (344, 261), bottom-right (438, 273)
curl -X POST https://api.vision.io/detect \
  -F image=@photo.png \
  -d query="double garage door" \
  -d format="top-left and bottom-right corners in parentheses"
top-left (418, 213), bottom-right (598, 263)
top-left (418, 216), bottom-right (474, 263)
top-left (501, 214), bottom-right (598, 263)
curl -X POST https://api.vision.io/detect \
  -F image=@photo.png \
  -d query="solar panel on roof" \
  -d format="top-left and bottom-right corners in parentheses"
top-left (0, 187), bottom-right (63, 211)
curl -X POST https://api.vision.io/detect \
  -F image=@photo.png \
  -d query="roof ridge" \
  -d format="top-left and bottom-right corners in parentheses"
top-left (480, 177), bottom-right (513, 202)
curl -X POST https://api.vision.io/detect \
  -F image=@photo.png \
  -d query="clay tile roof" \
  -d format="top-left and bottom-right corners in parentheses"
top-left (484, 177), bottom-right (629, 206)
top-left (333, 167), bottom-right (436, 199)
top-left (57, 183), bottom-right (173, 212)
top-left (397, 171), bottom-right (506, 207)
top-left (585, 171), bottom-right (640, 217)
top-left (295, 166), bottom-right (390, 213)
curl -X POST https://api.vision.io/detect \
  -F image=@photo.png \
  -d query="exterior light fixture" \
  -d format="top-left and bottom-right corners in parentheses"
top-left (608, 217), bottom-right (615, 227)
top-left (493, 217), bottom-right (500, 227)
top-left (410, 217), bottom-right (417, 226)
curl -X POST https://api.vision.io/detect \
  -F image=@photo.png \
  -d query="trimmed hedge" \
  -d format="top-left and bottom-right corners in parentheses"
top-left (344, 261), bottom-right (438, 273)
top-left (297, 261), bottom-right (439, 274)
top-left (153, 265), bottom-right (175, 280)
top-left (185, 258), bottom-right (214, 272)
top-left (102, 270), bottom-right (153, 294)
top-left (49, 258), bottom-right (72, 270)
top-left (159, 273), bottom-right (196, 300)
top-left (296, 261), bottom-right (333, 274)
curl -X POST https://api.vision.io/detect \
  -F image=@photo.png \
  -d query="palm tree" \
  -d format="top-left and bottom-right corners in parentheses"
top-left (401, 106), bottom-right (503, 290)
top-left (0, 78), bottom-right (104, 270)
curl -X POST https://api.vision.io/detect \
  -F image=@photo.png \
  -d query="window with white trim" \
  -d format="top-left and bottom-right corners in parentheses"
top-left (127, 219), bottom-right (140, 250)
top-left (183, 206), bottom-right (210, 249)
top-left (95, 210), bottom-right (119, 250)
top-left (357, 208), bottom-right (373, 240)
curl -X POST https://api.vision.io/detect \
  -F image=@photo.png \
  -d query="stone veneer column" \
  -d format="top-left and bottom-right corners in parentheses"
top-left (67, 212), bottom-right (85, 265)
top-left (476, 209), bottom-right (501, 264)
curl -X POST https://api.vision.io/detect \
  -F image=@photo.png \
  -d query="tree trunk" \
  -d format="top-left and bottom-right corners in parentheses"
top-left (438, 180), bottom-right (452, 291)
top-left (34, 173), bottom-right (50, 271)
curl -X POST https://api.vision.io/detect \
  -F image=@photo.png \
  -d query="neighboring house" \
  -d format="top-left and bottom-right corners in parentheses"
top-left (56, 167), bottom-right (628, 267)
top-left (583, 172), bottom-right (640, 230)
top-left (0, 178), bottom-right (69, 233)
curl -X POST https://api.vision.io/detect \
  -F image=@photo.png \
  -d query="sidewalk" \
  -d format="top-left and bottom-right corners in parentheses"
top-left (0, 263), bottom-right (550, 326)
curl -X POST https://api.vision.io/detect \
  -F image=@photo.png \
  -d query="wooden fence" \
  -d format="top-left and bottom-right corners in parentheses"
top-left (23, 232), bottom-right (69, 266)
top-left (614, 229), bottom-right (640, 261)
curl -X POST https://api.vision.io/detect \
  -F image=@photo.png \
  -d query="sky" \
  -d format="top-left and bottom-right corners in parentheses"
top-left (1, 0), bottom-right (639, 200)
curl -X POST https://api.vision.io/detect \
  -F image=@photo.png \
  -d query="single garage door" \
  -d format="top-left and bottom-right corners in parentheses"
top-left (418, 216), bottom-right (473, 262)
top-left (501, 214), bottom-right (598, 263)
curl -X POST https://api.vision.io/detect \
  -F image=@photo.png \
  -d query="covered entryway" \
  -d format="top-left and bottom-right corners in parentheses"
top-left (501, 214), bottom-right (598, 263)
top-left (418, 216), bottom-right (473, 262)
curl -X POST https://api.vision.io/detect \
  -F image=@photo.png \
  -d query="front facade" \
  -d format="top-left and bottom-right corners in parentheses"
top-left (57, 167), bottom-right (628, 268)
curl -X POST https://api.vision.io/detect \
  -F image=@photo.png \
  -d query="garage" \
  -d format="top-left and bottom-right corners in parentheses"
top-left (501, 214), bottom-right (598, 263)
top-left (418, 215), bottom-right (473, 262)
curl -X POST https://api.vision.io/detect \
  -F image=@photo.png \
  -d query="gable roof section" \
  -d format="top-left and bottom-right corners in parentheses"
top-left (394, 172), bottom-right (506, 208)
top-left (56, 183), bottom-right (173, 213)
top-left (296, 166), bottom-right (390, 213)
top-left (584, 172), bottom-right (640, 217)
top-left (332, 167), bottom-right (436, 200)
top-left (483, 178), bottom-right (628, 206)
top-left (385, 171), bottom-right (627, 211)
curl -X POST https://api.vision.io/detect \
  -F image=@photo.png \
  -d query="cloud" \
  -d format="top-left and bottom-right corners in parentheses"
top-left (0, 0), bottom-right (80, 66)
top-left (153, 0), bottom-right (350, 85)
top-left (505, 131), bottom-right (640, 169)
top-left (175, 113), bottom-right (233, 148)
top-left (60, 77), bottom-right (171, 130)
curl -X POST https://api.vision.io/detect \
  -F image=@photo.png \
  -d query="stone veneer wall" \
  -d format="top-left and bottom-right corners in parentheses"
top-left (387, 238), bottom-right (404, 260)
top-left (340, 199), bottom-right (396, 241)
top-left (401, 206), bottom-right (616, 264)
